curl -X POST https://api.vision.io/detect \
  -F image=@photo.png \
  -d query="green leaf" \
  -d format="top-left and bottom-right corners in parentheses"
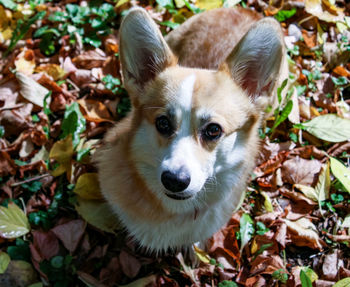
top-left (0, 203), bottom-right (30, 239)
top-left (274, 8), bottom-right (296, 22)
top-left (7, 238), bottom-right (31, 262)
top-left (0, 125), bottom-right (4, 138)
top-left (330, 157), bottom-right (350, 193)
top-left (50, 256), bottom-right (64, 269)
top-left (295, 114), bottom-right (350, 142)
top-left (61, 102), bottom-right (86, 148)
top-left (271, 100), bottom-right (293, 133)
top-left (218, 281), bottom-right (238, 287)
top-left (0, 0), bottom-right (17, 10)
top-left (277, 79), bottom-right (288, 104)
top-left (256, 221), bottom-right (269, 235)
top-left (301, 267), bottom-right (318, 282)
top-left (334, 277), bottom-right (350, 287)
top-left (160, 21), bottom-right (181, 29)
top-left (239, 213), bottom-right (254, 252)
top-left (5, 11), bottom-right (46, 56)
top-left (0, 252), bottom-right (10, 274)
top-left (272, 269), bottom-right (288, 284)
top-left (300, 270), bottom-right (312, 287)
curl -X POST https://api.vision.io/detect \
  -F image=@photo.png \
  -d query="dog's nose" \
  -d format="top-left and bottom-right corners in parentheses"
top-left (161, 169), bottom-right (191, 193)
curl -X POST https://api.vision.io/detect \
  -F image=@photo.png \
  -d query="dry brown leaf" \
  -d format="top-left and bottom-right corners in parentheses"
top-left (119, 251), bottom-right (141, 279)
top-left (305, 0), bottom-right (345, 23)
top-left (16, 72), bottom-right (50, 107)
top-left (284, 218), bottom-right (324, 249)
top-left (333, 66), bottom-right (350, 77)
top-left (302, 30), bottom-right (317, 48)
top-left (0, 103), bottom-right (33, 137)
top-left (322, 251), bottom-right (343, 280)
top-left (78, 99), bottom-right (113, 123)
top-left (51, 220), bottom-right (86, 253)
top-left (282, 157), bottom-right (322, 186)
top-left (72, 49), bottom-right (107, 69)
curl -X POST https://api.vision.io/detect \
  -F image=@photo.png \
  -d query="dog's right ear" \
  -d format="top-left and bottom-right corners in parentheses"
top-left (120, 8), bottom-right (176, 96)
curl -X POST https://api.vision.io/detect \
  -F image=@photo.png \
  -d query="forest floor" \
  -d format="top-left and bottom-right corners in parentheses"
top-left (0, 0), bottom-right (350, 286)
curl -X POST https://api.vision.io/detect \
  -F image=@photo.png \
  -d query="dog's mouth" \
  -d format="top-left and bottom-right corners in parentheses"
top-left (165, 193), bottom-right (192, 200)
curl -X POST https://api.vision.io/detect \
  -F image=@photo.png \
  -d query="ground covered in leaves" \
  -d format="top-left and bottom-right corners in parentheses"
top-left (0, 0), bottom-right (350, 286)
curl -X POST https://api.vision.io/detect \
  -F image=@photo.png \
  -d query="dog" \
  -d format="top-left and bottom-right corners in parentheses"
top-left (95, 6), bottom-right (287, 253)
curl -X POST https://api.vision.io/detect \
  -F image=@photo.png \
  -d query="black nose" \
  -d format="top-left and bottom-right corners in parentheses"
top-left (161, 169), bottom-right (191, 193)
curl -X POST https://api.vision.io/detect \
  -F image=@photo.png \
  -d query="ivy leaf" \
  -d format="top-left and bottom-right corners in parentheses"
top-left (239, 213), bottom-right (254, 252)
top-left (0, 203), bottom-right (30, 239)
top-left (61, 102), bottom-right (86, 148)
top-left (330, 157), bottom-right (350, 193)
top-left (294, 114), bottom-right (350, 142)
top-left (274, 8), bottom-right (296, 22)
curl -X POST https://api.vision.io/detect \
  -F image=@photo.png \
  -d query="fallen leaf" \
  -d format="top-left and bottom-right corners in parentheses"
top-left (193, 245), bottom-right (211, 264)
top-left (334, 277), bottom-right (350, 287)
top-left (78, 99), bottom-right (113, 123)
top-left (73, 173), bottom-right (103, 200)
top-left (35, 64), bottom-right (66, 81)
top-left (72, 49), bottom-right (106, 70)
top-left (330, 157), bottom-right (350, 193)
top-left (31, 230), bottom-right (59, 260)
top-left (0, 203), bottom-right (30, 239)
top-left (0, 252), bottom-right (10, 274)
top-left (282, 157), bottom-right (322, 186)
top-left (51, 220), bottom-right (86, 253)
top-left (240, 213), bottom-right (254, 252)
top-left (49, 135), bottom-right (74, 177)
top-left (302, 30), bottom-right (317, 48)
top-left (14, 49), bottom-right (35, 75)
top-left (196, 0), bottom-right (222, 10)
top-left (296, 114), bottom-right (350, 142)
top-left (305, 0), bottom-right (345, 23)
top-left (0, 260), bottom-right (37, 287)
top-left (322, 250), bottom-right (343, 280)
top-left (75, 197), bottom-right (121, 234)
top-left (119, 251), bottom-right (141, 279)
top-left (16, 72), bottom-right (50, 108)
top-left (176, 252), bottom-right (199, 284)
top-left (284, 218), bottom-right (324, 249)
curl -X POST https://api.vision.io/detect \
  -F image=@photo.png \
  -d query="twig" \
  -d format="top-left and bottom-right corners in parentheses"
top-left (11, 173), bottom-right (50, 187)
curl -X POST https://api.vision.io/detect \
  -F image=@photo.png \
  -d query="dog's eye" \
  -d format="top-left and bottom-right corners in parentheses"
top-left (203, 123), bottom-right (222, 141)
top-left (155, 116), bottom-right (173, 136)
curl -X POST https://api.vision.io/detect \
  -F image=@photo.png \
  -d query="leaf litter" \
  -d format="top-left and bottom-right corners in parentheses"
top-left (0, 0), bottom-right (350, 286)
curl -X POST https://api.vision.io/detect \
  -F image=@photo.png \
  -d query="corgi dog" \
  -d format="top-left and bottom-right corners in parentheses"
top-left (96, 7), bottom-right (287, 253)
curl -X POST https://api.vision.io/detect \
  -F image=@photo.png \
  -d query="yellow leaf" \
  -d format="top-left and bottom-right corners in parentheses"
top-left (75, 197), bottom-right (121, 234)
top-left (115, 0), bottom-right (129, 8)
top-left (0, 203), bottom-right (30, 239)
top-left (305, 0), bottom-right (344, 22)
top-left (317, 23), bottom-right (324, 45)
top-left (334, 277), bottom-right (350, 287)
top-left (261, 191), bottom-right (273, 212)
top-left (330, 157), bottom-right (350, 193)
top-left (294, 184), bottom-right (318, 202)
top-left (73, 173), bottom-right (103, 200)
top-left (0, 252), bottom-right (10, 274)
top-left (196, 0), bottom-right (222, 10)
top-left (315, 163), bottom-right (330, 201)
top-left (35, 64), bottom-right (66, 81)
top-left (250, 238), bottom-right (258, 254)
top-left (193, 245), bottom-right (210, 264)
top-left (14, 50), bottom-right (35, 75)
top-left (49, 135), bottom-right (74, 177)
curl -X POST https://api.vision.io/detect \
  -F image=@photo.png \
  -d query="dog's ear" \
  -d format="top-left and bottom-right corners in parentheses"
top-left (223, 18), bottom-right (284, 100)
top-left (120, 8), bottom-right (176, 93)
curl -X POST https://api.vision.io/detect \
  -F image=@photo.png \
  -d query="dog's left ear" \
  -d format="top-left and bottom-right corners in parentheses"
top-left (223, 18), bottom-right (284, 100)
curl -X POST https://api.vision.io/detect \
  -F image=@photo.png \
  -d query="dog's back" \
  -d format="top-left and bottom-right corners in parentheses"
top-left (165, 8), bottom-right (262, 69)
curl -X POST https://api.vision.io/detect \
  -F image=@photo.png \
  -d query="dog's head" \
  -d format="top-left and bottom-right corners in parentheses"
top-left (119, 8), bottom-right (284, 212)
